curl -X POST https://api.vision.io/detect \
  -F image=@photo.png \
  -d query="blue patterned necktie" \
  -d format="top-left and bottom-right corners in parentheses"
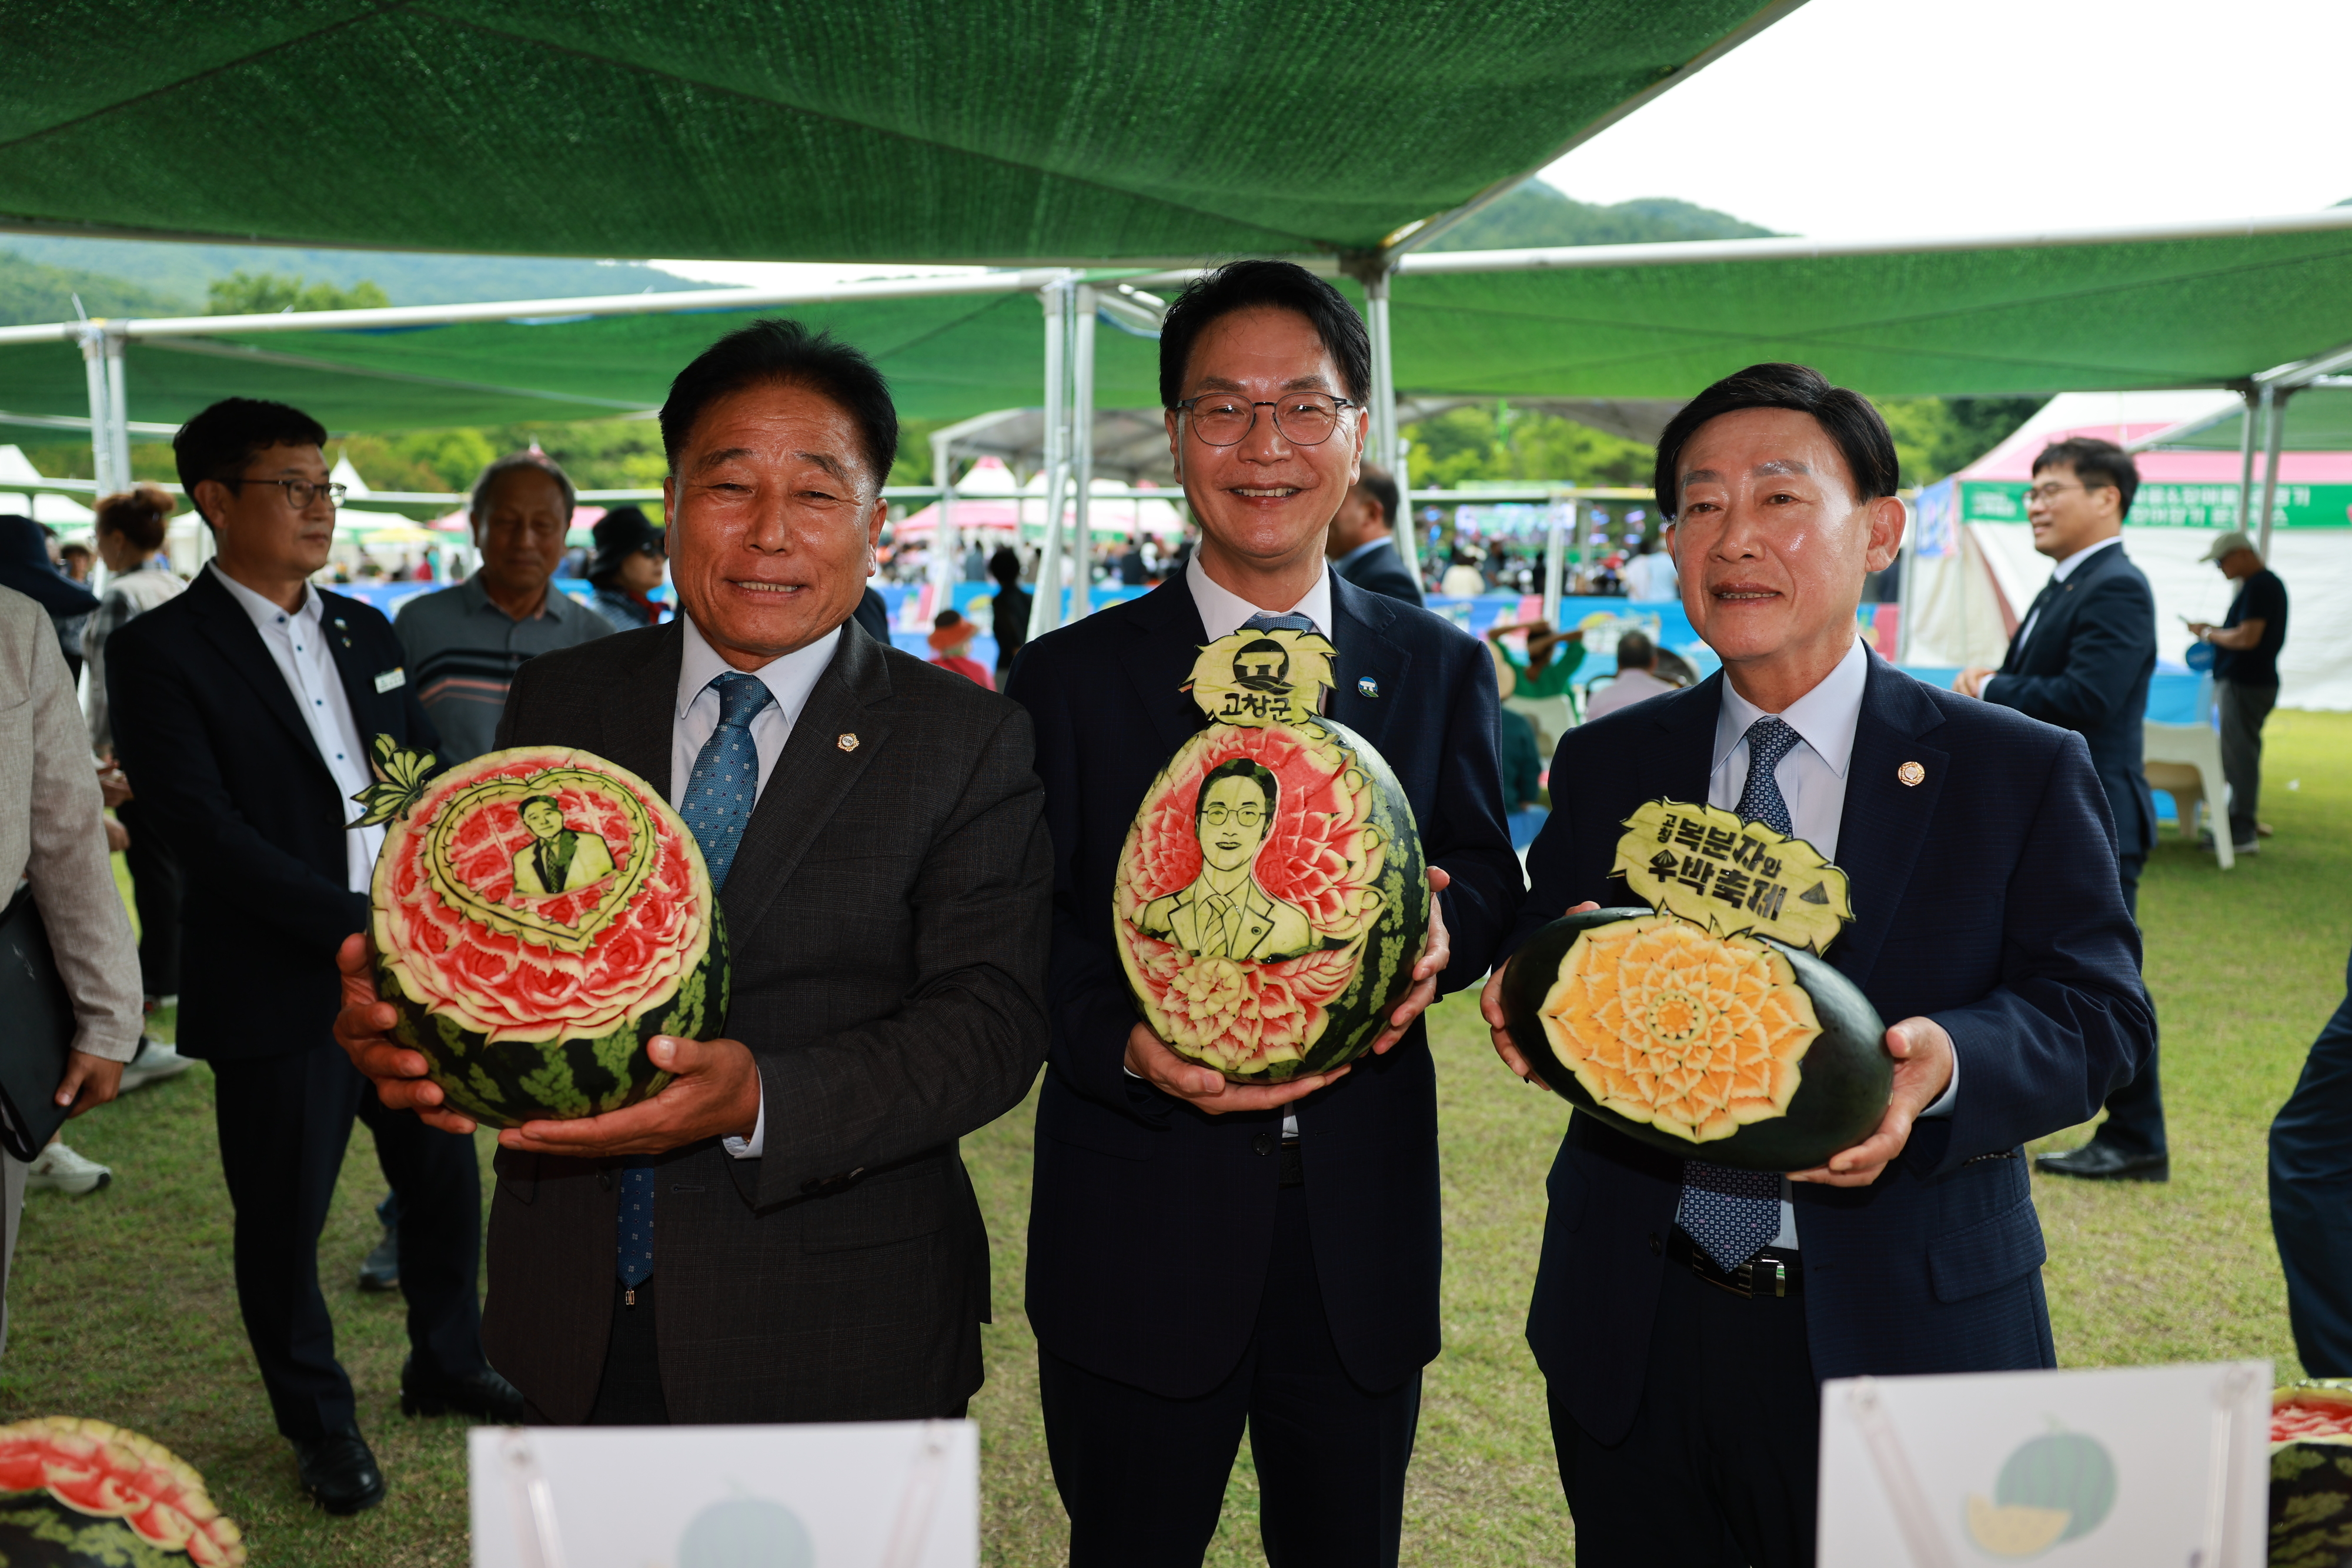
top-left (1674, 716), bottom-right (1802, 1271)
top-left (1242, 610), bottom-right (1316, 634)
top-left (617, 670), bottom-right (774, 1302)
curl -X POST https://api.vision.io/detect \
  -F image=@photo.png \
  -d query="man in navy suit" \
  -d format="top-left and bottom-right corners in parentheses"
top-left (106, 399), bottom-right (514, 1516)
top-left (1482, 365), bottom-right (2152, 1568)
top-left (1009, 261), bottom-right (1521, 1567)
top-left (1957, 436), bottom-right (2163, 1181)
top-left (1325, 463), bottom-right (1424, 607)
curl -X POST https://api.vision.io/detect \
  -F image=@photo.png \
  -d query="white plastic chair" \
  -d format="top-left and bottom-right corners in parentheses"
top-left (2142, 673), bottom-right (2233, 869)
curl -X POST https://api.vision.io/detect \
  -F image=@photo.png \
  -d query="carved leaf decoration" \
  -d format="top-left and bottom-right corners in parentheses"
top-left (351, 732), bottom-right (439, 828)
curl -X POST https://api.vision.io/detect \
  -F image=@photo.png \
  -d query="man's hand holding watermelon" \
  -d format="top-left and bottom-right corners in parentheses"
top-left (333, 934), bottom-right (760, 1154)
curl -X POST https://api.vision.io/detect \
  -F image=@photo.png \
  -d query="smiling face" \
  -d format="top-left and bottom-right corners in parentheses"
top-left (2024, 460), bottom-right (2123, 561)
top-left (519, 798), bottom-right (564, 840)
top-left (663, 380), bottom-right (885, 670)
top-left (1198, 773), bottom-right (1274, 874)
top-left (1165, 306), bottom-right (1364, 581)
top-left (1665, 407), bottom-right (1903, 690)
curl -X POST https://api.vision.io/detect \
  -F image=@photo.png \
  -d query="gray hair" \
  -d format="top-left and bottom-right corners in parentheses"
top-left (469, 450), bottom-right (577, 523)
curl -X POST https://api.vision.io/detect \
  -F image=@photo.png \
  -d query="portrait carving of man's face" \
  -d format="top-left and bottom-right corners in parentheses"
top-left (1198, 773), bottom-right (1273, 873)
top-left (520, 798), bottom-right (566, 841)
top-left (1232, 638), bottom-right (1289, 693)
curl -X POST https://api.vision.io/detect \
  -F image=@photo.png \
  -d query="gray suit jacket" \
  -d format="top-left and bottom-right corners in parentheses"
top-left (482, 617), bottom-right (1053, 1423)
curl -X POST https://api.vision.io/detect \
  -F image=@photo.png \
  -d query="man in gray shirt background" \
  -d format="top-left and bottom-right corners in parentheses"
top-left (393, 450), bottom-right (609, 765)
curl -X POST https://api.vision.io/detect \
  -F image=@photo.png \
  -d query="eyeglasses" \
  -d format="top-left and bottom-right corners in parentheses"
top-left (1174, 392), bottom-right (1358, 448)
top-left (2024, 480), bottom-right (2113, 504)
top-left (1201, 803), bottom-right (1267, 828)
top-left (223, 475), bottom-right (348, 509)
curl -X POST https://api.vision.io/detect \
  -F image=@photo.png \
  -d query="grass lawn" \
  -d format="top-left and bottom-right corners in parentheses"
top-left (12, 711), bottom-right (2348, 1565)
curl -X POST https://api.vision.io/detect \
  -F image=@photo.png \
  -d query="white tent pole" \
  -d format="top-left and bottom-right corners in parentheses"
top-left (103, 327), bottom-right (131, 496)
top-left (2256, 386), bottom-right (2289, 557)
top-left (1541, 499), bottom-right (1566, 625)
top-left (2235, 386), bottom-right (2260, 531)
top-left (1362, 268), bottom-right (1399, 477)
top-left (1069, 284), bottom-right (1096, 623)
top-left (1027, 278), bottom-right (1072, 640)
top-left (78, 326), bottom-right (114, 495)
top-left (929, 429), bottom-right (957, 604)
top-left (1394, 435), bottom-right (1424, 592)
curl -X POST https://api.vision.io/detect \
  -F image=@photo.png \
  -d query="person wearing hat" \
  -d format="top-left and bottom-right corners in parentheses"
top-left (2187, 530), bottom-right (2286, 855)
top-left (586, 505), bottom-right (670, 634)
top-left (1, 517), bottom-right (100, 681)
top-left (1486, 616), bottom-right (1586, 713)
top-left (927, 607), bottom-right (992, 689)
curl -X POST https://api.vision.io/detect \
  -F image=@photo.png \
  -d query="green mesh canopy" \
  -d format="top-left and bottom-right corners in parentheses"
top-left (0, 1), bottom-right (1786, 262)
top-left (2158, 387), bottom-right (2352, 453)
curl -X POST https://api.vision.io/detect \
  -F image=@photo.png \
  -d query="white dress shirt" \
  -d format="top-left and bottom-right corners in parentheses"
top-left (1176, 554), bottom-right (1334, 1138)
top-left (670, 613), bottom-right (843, 1159)
top-left (207, 563), bottom-right (380, 894)
top-left (2009, 533), bottom-right (2122, 653)
top-left (1708, 636), bottom-right (1955, 1246)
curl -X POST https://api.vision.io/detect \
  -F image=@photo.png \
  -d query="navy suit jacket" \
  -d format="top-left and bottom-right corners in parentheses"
top-left (1514, 652), bottom-right (2153, 1446)
top-left (1984, 540), bottom-right (2157, 859)
top-left (1008, 571), bottom-right (1522, 1397)
top-left (105, 567), bottom-right (439, 1061)
top-left (1334, 539), bottom-right (1424, 608)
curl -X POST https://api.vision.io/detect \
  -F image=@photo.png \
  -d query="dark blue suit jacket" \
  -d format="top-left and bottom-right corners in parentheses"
top-left (106, 567), bottom-right (439, 1061)
top-left (1514, 653), bottom-right (2152, 1445)
top-left (1334, 539), bottom-right (1424, 608)
top-left (1008, 572), bottom-right (1522, 1397)
top-left (1984, 540), bottom-right (2157, 860)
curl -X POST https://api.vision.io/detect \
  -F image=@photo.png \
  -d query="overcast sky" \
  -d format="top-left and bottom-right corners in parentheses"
top-left (1540, 0), bottom-right (2352, 239)
top-left (659, 0), bottom-right (2352, 285)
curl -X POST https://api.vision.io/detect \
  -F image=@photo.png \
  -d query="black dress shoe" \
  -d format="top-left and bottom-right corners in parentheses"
top-left (2034, 1142), bottom-right (2169, 1182)
top-left (358, 1226), bottom-right (400, 1293)
top-left (292, 1430), bottom-right (386, 1515)
top-left (400, 1356), bottom-right (527, 1423)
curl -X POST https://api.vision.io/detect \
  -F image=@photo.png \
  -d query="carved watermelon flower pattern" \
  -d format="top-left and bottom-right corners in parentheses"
top-left (1537, 914), bottom-right (1822, 1144)
top-left (0, 1416), bottom-right (245, 1564)
top-left (374, 753), bottom-right (707, 1045)
top-left (1117, 726), bottom-right (1385, 1076)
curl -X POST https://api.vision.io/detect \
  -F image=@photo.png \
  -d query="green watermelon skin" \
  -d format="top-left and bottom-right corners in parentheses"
top-left (379, 904), bottom-right (727, 1128)
top-left (1502, 907), bottom-right (1892, 1172)
top-left (2270, 1445), bottom-right (2352, 1568)
top-left (0, 1492), bottom-right (185, 1567)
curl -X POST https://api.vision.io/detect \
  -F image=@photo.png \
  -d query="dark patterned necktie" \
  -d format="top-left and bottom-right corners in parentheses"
top-left (618, 670), bottom-right (774, 1301)
top-left (1242, 610), bottom-right (1315, 634)
top-left (2013, 578), bottom-right (2061, 659)
top-left (1674, 716), bottom-right (1802, 1269)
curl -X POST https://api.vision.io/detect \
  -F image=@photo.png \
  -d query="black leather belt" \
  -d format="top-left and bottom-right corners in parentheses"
top-left (1279, 1139), bottom-right (1304, 1187)
top-left (1668, 1227), bottom-right (1803, 1298)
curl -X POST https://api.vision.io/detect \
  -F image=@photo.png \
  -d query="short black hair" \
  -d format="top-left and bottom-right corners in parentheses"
top-left (1158, 260), bottom-right (1371, 409)
top-left (1615, 629), bottom-right (1655, 670)
top-left (660, 318), bottom-right (898, 491)
top-left (988, 546), bottom-right (1023, 589)
top-left (1652, 363), bottom-right (1899, 518)
top-left (2032, 436), bottom-right (2140, 518)
top-left (1354, 464), bottom-right (1399, 532)
top-left (174, 397), bottom-right (328, 526)
top-left (1195, 757), bottom-right (1278, 827)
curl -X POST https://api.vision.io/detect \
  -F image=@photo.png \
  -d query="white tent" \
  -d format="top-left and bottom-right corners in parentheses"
top-left (0, 445), bottom-right (96, 529)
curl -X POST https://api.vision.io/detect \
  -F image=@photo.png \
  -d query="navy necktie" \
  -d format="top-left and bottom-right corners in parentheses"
top-left (1674, 716), bottom-right (1802, 1270)
top-left (1242, 610), bottom-right (1316, 634)
top-left (618, 670), bottom-right (774, 1301)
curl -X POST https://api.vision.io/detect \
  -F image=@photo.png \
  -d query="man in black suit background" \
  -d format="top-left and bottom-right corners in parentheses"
top-left (1008, 261), bottom-right (1521, 1566)
top-left (1956, 436), bottom-right (2163, 1182)
top-left (337, 320), bottom-right (1051, 1426)
top-left (1484, 365), bottom-right (2153, 1567)
top-left (1325, 462), bottom-right (1423, 607)
top-left (106, 399), bottom-right (513, 1516)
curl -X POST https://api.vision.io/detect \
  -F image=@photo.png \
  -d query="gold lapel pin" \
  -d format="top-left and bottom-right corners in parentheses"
top-left (837, 733), bottom-right (859, 753)
top-left (1897, 760), bottom-right (1926, 787)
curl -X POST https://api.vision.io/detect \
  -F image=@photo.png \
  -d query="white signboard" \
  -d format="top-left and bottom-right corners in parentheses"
top-left (469, 1420), bottom-right (978, 1568)
top-left (1818, 1362), bottom-right (2269, 1568)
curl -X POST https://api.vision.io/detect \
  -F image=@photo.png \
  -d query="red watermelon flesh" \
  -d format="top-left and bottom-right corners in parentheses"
top-left (0, 1417), bottom-right (243, 1565)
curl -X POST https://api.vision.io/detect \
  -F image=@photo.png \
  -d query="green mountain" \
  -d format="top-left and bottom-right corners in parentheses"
top-left (0, 250), bottom-right (185, 326)
top-left (0, 235), bottom-right (708, 311)
top-left (1423, 181), bottom-right (1776, 251)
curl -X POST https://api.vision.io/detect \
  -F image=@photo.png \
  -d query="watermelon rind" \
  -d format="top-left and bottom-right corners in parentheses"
top-left (1503, 906), bottom-right (1891, 1172)
top-left (368, 744), bottom-right (730, 1128)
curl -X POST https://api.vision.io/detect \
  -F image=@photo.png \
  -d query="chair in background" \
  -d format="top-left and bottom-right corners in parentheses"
top-left (2143, 670), bottom-right (2233, 870)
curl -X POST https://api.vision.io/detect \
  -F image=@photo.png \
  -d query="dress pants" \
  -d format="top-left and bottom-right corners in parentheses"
top-left (1552, 1246), bottom-right (1819, 1568)
top-left (2271, 945), bottom-right (2352, 1376)
top-left (2087, 853), bottom-right (2167, 1158)
top-left (211, 1043), bottom-right (487, 1440)
top-left (1038, 1181), bottom-right (1421, 1568)
top-left (2219, 680), bottom-right (2277, 843)
top-left (113, 798), bottom-right (181, 999)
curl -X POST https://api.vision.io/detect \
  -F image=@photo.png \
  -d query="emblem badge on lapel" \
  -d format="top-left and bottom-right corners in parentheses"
top-left (1897, 760), bottom-right (1926, 787)
top-left (837, 733), bottom-right (859, 752)
top-left (1357, 676), bottom-right (1380, 698)
top-left (333, 614), bottom-right (352, 649)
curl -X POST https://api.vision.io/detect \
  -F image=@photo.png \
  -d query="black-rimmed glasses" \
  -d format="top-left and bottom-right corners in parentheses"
top-left (223, 476), bottom-right (348, 509)
top-left (1174, 392), bottom-right (1359, 447)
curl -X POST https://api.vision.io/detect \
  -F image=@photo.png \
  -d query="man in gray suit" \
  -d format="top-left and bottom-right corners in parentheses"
top-left (336, 319), bottom-right (1053, 1423)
